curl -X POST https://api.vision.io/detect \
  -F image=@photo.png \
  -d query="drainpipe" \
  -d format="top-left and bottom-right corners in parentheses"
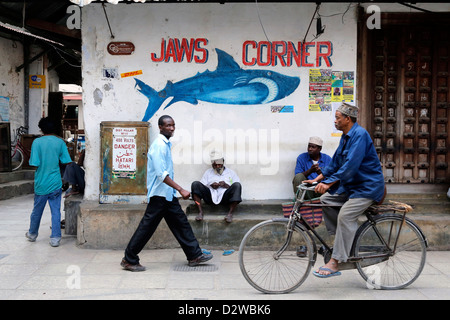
top-left (23, 38), bottom-right (29, 129)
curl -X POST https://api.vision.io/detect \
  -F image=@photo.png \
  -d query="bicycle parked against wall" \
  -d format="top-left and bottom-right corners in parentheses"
top-left (238, 183), bottom-right (428, 294)
top-left (11, 126), bottom-right (29, 171)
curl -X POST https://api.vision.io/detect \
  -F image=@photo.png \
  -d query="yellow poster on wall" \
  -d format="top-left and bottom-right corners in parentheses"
top-left (29, 75), bottom-right (46, 89)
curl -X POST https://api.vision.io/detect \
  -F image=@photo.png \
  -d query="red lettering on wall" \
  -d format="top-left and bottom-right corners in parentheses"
top-left (165, 39), bottom-right (177, 62)
top-left (243, 40), bottom-right (257, 66)
top-left (271, 41), bottom-right (287, 67)
top-left (287, 42), bottom-right (301, 67)
top-left (175, 38), bottom-right (195, 62)
top-left (194, 38), bottom-right (208, 64)
top-left (302, 42), bottom-right (314, 67)
top-left (151, 38), bottom-right (209, 63)
top-left (151, 38), bottom-right (165, 62)
top-left (316, 41), bottom-right (333, 67)
top-left (150, 38), bottom-right (333, 67)
top-left (242, 40), bottom-right (333, 67)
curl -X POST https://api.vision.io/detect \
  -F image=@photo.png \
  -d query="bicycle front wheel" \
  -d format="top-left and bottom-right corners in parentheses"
top-left (238, 219), bottom-right (314, 294)
top-left (11, 147), bottom-right (24, 171)
top-left (353, 214), bottom-right (427, 290)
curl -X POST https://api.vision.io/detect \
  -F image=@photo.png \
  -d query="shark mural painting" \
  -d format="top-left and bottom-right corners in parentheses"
top-left (135, 49), bottom-right (300, 121)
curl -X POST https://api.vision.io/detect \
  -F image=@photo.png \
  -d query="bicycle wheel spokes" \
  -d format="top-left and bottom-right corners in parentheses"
top-left (239, 220), bottom-right (313, 294)
top-left (354, 215), bottom-right (426, 290)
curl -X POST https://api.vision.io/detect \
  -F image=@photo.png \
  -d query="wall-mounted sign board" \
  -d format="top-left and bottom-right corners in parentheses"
top-left (107, 42), bottom-right (135, 55)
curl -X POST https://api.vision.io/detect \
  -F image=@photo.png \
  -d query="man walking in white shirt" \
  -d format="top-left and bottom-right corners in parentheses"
top-left (191, 150), bottom-right (242, 223)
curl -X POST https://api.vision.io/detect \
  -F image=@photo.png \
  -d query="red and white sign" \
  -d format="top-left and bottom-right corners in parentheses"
top-left (112, 128), bottom-right (137, 172)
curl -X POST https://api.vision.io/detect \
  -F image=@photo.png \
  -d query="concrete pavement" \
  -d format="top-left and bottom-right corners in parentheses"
top-left (0, 194), bottom-right (449, 301)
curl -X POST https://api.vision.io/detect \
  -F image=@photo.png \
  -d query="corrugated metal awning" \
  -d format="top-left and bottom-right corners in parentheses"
top-left (0, 21), bottom-right (64, 47)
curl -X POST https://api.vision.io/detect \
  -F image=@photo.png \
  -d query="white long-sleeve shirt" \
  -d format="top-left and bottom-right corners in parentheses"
top-left (200, 167), bottom-right (240, 204)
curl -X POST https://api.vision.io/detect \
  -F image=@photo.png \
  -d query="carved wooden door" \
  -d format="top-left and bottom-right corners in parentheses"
top-left (369, 23), bottom-right (449, 184)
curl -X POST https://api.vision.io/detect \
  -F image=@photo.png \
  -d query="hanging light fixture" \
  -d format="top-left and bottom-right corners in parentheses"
top-left (316, 14), bottom-right (325, 37)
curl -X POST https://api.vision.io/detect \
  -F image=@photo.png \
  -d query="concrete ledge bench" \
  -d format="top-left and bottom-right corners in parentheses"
top-left (67, 194), bottom-right (450, 250)
top-left (75, 199), bottom-right (308, 250)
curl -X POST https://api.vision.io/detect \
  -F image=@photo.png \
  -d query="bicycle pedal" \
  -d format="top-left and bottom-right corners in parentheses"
top-left (296, 246), bottom-right (307, 258)
top-left (318, 245), bottom-right (325, 256)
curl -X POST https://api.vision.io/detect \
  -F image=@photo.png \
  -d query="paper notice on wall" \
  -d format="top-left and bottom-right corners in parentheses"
top-left (112, 127), bottom-right (137, 179)
top-left (309, 69), bottom-right (332, 111)
top-left (331, 71), bottom-right (354, 102)
top-left (29, 75), bottom-right (46, 89)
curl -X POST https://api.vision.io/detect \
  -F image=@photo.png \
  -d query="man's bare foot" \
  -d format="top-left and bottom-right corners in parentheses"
top-left (195, 212), bottom-right (203, 221)
top-left (315, 258), bottom-right (339, 276)
top-left (224, 213), bottom-right (233, 223)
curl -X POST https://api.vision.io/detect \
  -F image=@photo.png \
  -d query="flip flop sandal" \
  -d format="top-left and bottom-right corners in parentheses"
top-left (223, 249), bottom-right (235, 256)
top-left (313, 267), bottom-right (341, 278)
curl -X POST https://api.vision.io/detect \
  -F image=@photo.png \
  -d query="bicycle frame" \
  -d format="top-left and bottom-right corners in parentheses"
top-left (287, 184), bottom-right (413, 267)
top-left (14, 140), bottom-right (30, 157)
top-left (239, 183), bottom-right (427, 293)
top-left (10, 126), bottom-right (30, 171)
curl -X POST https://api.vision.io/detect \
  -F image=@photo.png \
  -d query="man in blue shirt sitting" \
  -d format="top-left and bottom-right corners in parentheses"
top-left (305, 103), bottom-right (385, 279)
top-left (292, 136), bottom-right (331, 196)
top-left (121, 115), bottom-right (213, 272)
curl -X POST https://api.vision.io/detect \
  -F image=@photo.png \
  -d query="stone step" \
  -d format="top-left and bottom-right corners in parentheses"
top-left (0, 169), bottom-right (34, 184)
top-left (0, 170), bottom-right (35, 201)
top-left (0, 179), bottom-right (34, 201)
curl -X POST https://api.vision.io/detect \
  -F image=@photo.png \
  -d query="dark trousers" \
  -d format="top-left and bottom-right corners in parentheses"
top-left (62, 162), bottom-right (85, 192)
top-left (124, 196), bottom-right (202, 264)
top-left (191, 181), bottom-right (242, 205)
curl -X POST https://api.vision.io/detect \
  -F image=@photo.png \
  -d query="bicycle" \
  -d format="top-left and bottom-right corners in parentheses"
top-left (238, 183), bottom-right (428, 294)
top-left (11, 126), bottom-right (29, 171)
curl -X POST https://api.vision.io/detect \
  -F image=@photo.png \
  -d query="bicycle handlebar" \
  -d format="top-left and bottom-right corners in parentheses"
top-left (298, 182), bottom-right (317, 191)
top-left (16, 126), bottom-right (28, 136)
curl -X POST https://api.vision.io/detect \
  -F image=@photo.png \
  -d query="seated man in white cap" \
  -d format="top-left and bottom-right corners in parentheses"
top-left (191, 150), bottom-right (242, 223)
top-left (293, 136), bottom-right (331, 195)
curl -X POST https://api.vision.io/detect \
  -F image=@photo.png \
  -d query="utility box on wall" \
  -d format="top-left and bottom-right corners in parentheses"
top-left (99, 121), bottom-right (149, 204)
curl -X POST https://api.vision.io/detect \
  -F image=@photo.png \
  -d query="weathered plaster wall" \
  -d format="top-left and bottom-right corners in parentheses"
top-left (81, 3), bottom-right (358, 201)
top-left (0, 37), bottom-right (24, 136)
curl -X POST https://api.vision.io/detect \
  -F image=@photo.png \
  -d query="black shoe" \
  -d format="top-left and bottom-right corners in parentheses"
top-left (188, 253), bottom-right (213, 266)
top-left (296, 245), bottom-right (307, 258)
top-left (120, 259), bottom-right (146, 272)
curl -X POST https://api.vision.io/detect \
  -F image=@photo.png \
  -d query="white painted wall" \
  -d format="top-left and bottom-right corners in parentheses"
top-left (0, 39), bottom-right (60, 138)
top-left (0, 37), bottom-right (24, 136)
top-left (81, 3), bottom-right (358, 201)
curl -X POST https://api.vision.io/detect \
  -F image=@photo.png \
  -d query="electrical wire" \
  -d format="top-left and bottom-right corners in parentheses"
top-left (255, 0), bottom-right (270, 42)
top-left (51, 45), bottom-right (82, 68)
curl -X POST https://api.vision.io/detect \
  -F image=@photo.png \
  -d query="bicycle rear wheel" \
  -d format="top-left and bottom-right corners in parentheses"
top-left (238, 219), bottom-right (314, 294)
top-left (353, 214), bottom-right (427, 290)
top-left (11, 147), bottom-right (24, 171)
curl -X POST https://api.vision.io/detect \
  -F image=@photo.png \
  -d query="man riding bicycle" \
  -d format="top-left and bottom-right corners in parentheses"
top-left (304, 103), bottom-right (385, 278)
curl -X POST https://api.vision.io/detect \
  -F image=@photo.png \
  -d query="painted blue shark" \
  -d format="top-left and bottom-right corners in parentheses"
top-left (135, 48), bottom-right (300, 121)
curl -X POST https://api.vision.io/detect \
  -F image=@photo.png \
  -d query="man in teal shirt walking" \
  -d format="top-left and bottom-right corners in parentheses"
top-left (26, 117), bottom-right (72, 247)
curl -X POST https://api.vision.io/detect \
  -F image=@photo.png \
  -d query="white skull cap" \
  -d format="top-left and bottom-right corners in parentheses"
top-left (210, 149), bottom-right (224, 163)
top-left (308, 136), bottom-right (323, 146)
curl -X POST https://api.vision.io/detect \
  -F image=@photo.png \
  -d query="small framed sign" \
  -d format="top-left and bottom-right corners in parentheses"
top-left (107, 42), bottom-right (135, 55)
